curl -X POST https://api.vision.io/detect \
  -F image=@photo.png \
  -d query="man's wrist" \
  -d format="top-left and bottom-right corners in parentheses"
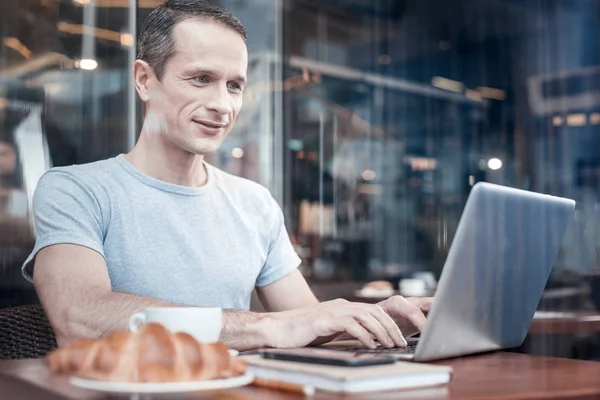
top-left (254, 312), bottom-right (281, 348)
top-left (221, 310), bottom-right (286, 350)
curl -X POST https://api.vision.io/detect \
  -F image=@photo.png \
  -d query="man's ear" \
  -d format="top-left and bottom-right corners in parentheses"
top-left (133, 60), bottom-right (154, 102)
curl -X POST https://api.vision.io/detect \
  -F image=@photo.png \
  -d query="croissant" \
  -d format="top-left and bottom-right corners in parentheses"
top-left (45, 323), bottom-right (246, 382)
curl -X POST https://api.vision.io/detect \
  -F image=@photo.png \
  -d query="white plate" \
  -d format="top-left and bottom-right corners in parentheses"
top-left (69, 372), bottom-right (254, 393)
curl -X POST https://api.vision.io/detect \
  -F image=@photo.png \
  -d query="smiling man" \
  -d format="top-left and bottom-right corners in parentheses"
top-left (23, 0), bottom-right (432, 351)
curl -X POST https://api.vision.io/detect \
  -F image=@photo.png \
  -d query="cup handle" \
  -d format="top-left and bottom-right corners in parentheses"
top-left (129, 312), bottom-right (146, 333)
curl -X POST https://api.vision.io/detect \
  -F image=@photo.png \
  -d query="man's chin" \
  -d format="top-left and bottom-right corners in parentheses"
top-left (175, 138), bottom-right (221, 155)
top-left (185, 144), bottom-right (221, 156)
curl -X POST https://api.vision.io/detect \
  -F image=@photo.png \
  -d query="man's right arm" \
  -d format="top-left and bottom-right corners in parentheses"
top-left (36, 243), bottom-right (287, 351)
top-left (34, 244), bottom-right (172, 346)
top-left (35, 244), bottom-right (414, 351)
top-left (36, 244), bottom-right (282, 350)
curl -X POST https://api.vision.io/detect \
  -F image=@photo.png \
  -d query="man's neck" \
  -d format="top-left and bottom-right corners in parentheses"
top-left (125, 132), bottom-right (208, 188)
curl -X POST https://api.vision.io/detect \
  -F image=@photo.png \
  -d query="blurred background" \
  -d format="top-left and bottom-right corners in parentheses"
top-left (2, 0), bottom-right (600, 359)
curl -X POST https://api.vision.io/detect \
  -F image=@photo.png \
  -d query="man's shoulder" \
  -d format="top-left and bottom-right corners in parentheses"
top-left (209, 164), bottom-right (272, 200)
top-left (38, 157), bottom-right (119, 190)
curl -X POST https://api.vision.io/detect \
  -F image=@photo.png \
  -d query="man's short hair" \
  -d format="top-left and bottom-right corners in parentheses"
top-left (137, 0), bottom-right (247, 80)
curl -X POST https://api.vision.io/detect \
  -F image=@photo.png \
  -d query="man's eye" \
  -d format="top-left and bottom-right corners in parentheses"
top-left (227, 81), bottom-right (242, 91)
top-left (194, 76), bottom-right (209, 83)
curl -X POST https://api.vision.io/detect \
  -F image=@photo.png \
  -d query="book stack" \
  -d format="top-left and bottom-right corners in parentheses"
top-left (241, 354), bottom-right (452, 394)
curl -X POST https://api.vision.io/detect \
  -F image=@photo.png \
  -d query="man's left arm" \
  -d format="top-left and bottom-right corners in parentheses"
top-left (255, 193), bottom-right (433, 341)
top-left (256, 268), bottom-right (432, 341)
top-left (256, 268), bottom-right (319, 311)
top-left (253, 193), bottom-right (319, 311)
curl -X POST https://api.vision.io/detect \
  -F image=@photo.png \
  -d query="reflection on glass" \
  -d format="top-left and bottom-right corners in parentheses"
top-left (280, 0), bottom-right (600, 295)
top-left (0, 0), bottom-right (135, 307)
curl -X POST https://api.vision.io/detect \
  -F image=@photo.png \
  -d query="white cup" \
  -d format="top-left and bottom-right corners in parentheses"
top-left (128, 307), bottom-right (222, 343)
top-left (399, 278), bottom-right (427, 297)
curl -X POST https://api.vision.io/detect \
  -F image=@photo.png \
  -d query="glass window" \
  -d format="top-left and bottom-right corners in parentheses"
top-left (2, 0), bottom-right (600, 338)
top-left (0, 0), bottom-right (136, 307)
top-left (280, 0), bottom-right (600, 298)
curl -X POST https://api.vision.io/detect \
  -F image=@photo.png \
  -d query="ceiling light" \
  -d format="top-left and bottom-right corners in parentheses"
top-left (465, 89), bottom-right (483, 102)
top-left (566, 113), bottom-right (586, 127)
top-left (78, 59), bottom-right (98, 70)
top-left (487, 158), bottom-right (503, 171)
top-left (232, 148), bottom-right (244, 158)
top-left (361, 170), bottom-right (376, 181)
top-left (477, 86), bottom-right (506, 101)
top-left (552, 116), bottom-right (563, 126)
top-left (431, 76), bottom-right (463, 93)
top-left (120, 33), bottom-right (134, 47)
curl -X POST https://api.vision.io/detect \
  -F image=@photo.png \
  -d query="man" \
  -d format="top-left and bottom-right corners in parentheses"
top-left (22, 0), bottom-right (432, 351)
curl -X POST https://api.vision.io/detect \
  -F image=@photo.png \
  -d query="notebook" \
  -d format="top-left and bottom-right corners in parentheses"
top-left (241, 354), bottom-right (452, 393)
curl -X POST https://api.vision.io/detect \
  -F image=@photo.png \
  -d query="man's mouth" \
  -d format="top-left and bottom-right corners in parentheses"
top-left (193, 119), bottom-right (228, 135)
top-left (193, 119), bottom-right (227, 129)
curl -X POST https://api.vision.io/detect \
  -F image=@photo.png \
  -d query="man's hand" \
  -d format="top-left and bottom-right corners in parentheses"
top-left (268, 298), bottom-right (412, 349)
top-left (253, 268), bottom-right (434, 350)
top-left (377, 296), bottom-right (433, 339)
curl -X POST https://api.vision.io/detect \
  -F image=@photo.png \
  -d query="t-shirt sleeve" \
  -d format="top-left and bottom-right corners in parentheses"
top-left (255, 194), bottom-right (302, 287)
top-left (21, 170), bottom-right (105, 282)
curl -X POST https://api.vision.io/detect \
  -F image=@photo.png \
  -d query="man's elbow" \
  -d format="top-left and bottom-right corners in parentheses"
top-left (51, 303), bottom-right (102, 346)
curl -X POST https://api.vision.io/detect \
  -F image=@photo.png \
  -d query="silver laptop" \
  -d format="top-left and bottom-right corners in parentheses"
top-left (327, 182), bottom-right (575, 361)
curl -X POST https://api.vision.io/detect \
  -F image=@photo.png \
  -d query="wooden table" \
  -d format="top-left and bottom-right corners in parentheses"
top-left (3, 352), bottom-right (600, 399)
top-left (528, 311), bottom-right (600, 335)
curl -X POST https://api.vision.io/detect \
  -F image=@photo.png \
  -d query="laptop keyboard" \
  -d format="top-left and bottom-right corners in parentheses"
top-left (353, 338), bottom-right (418, 355)
top-left (324, 337), bottom-right (419, 356)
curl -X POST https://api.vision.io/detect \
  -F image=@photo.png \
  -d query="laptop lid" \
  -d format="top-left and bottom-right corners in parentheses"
top-left (414, 182), bottom-right (575, 362)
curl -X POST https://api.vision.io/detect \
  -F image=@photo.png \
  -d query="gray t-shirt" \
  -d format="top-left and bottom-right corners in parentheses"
top-left (22, 155), bottom-right (301, 310)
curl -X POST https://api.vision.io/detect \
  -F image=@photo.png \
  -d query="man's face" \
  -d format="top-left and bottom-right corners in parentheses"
top-left (143, 19), bottom-right (248, 156)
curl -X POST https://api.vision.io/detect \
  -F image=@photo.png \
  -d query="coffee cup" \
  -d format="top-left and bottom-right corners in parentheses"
top-left (399, 278), bottom-right (427, 297)
top-left (128, 306), bottom-right (222, 343)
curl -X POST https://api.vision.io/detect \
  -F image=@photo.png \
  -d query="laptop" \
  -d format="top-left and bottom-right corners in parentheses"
top-left (325, 182), bottom-right (576, 362)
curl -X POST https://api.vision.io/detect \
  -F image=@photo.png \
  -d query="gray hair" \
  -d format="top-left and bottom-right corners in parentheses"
top-left (137, 0), bottom-right (247, 80)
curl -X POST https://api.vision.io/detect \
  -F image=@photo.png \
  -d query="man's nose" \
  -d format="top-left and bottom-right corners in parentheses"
top-left (205, 84), bottom-right (232, 115)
